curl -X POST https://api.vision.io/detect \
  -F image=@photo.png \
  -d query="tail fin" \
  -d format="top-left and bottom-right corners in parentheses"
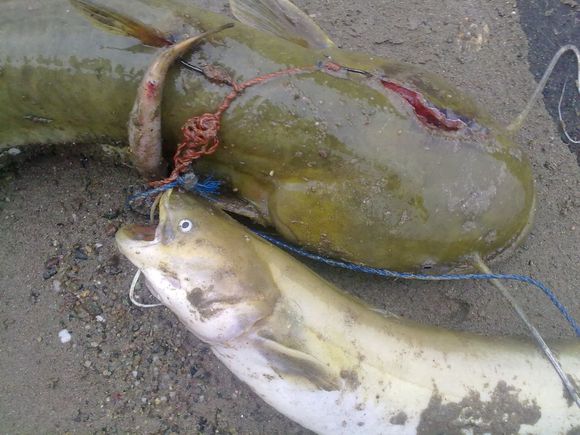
top-left (70, 0), bottom-right (172, 47)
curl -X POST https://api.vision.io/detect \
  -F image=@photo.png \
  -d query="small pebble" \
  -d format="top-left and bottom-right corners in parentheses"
top-left (74, 248), bottom-right (89, 261)
top-left (58, 329), bottom-right (72, 343)
top-left (7, 148), bottom-right (21, 156)
top-left (43, 267), bottom-right (57, 280)
top-left (102, 208), bottom-right (120, 220)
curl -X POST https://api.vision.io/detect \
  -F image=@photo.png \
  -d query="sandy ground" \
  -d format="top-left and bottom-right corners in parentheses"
top-left (1, 0), bottom-right (579, 433)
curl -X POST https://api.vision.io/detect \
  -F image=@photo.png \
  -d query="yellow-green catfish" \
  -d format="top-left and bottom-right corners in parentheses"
top-left (116, 190), bottom-right (579, 434)
top-left (1, 0), bottom-right (535, 272)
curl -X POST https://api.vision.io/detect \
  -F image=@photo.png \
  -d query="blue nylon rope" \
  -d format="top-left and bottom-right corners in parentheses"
top-left (126, 174), bottom-right (222, 208)
top-left (256, 232), bottom-right (580, 336)
top-left (126, 179), bottom-right (580, 337)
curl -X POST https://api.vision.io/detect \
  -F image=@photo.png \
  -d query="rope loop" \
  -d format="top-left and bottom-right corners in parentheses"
top-left (182, 113), bottom-right (221, 153)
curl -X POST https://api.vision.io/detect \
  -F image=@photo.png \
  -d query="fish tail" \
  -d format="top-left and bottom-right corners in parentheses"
top-left (70, 0), bottom-right (172, 47)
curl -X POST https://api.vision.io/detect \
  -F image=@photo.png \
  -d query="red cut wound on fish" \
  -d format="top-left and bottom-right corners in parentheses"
top-left (324, 61), bottom-right (343, 72)
top-left (380, 79), bottom-right (465, 131)
top-left (146, 80), bottom-right (158, 99)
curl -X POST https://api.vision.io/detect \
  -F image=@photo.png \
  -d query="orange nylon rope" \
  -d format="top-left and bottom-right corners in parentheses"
top-left (149, 64), bottom-right (336, 188)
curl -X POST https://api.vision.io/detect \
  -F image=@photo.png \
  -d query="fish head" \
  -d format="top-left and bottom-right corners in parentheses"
top-left (116, 189), bottom-right (279, 345)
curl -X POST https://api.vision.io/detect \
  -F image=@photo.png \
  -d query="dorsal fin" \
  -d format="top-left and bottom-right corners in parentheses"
top-left (70, 0), bottom-right (171, 47)
top-left (229, 0), bottom-right (335, 49)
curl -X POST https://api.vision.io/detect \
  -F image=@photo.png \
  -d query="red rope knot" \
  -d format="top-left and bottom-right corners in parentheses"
top-left (182, 113), bottom-right (221, 154)
top-left (149, 64), bottom-right (320, 188)
top-left (149, 112), bottom-right (222, 188)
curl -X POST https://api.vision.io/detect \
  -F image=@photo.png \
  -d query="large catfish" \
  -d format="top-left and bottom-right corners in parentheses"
top-left (0, 0), bottom-right (535, 272)
top-left (116, 189), bottom-right (580, 434)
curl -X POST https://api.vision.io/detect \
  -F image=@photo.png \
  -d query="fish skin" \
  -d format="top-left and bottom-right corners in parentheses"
top-left (116, 189), bottom-right (580, 434)
top-left (0, 0), bottom-right (535, 272)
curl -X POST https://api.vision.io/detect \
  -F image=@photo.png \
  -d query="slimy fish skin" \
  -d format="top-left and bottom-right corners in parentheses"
top-left (1, 0), bottom-right (535, 272)
top-left (116, 190), bottom-right (579, 435)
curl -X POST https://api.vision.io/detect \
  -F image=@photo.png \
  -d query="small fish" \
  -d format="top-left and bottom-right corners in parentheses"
top-left (116, 190), bottom-right (580, 434)
top-left (127, 23), bottom-right (235, 180)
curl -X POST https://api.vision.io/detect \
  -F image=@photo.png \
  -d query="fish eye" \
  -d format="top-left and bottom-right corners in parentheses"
top-left (178, 219), bottom-right (194, 233)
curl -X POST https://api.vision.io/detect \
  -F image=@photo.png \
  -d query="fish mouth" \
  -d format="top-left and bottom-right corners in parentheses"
top-left (115, 223), bottom-right (162, 259)
top-left (120, 224), bottom-right (158, 242)
top-left (116, 190), bottom-right (175, 249)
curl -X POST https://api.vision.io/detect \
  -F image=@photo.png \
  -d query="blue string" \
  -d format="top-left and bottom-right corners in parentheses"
top-left (125, 180), bottom-right (580, 337)
top-left (126, 174), bottom-right (221, 208)
top-left (255, 232), bottom-right (580, 337)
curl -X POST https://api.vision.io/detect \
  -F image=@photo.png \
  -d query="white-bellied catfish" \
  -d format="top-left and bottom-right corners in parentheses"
top-left (0, 0), bottom-right (537, 272)
top-left (116, 190), bottom-right (580, 434)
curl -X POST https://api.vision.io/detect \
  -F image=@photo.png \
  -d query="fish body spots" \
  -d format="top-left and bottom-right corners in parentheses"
top-left (340, 369), bottom-right (361, 390)
top-left (343, 308), bottom-right (359, 328)
top-left (187, 287), bottom-right (206, 308)
top-left (186, 286), bottom-right (243, 321)
top-left (389, 411), bottom-right (408, 425)
top-left (146, 80), bottom-right (159, 99)
top-left (417, 381), bottom-right (541, 434)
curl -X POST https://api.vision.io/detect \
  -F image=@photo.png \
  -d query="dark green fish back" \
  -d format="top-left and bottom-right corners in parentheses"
top-left (0, 0), bottom-right (535, 271)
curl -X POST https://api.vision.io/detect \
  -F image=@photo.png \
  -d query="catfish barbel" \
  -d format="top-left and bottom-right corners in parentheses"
top-left (116, 190), bottom-right (580, 434)
top-left (0, 0), bottom-right (537, 272)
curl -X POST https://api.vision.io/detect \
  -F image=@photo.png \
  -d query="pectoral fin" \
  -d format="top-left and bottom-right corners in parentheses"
top-left (258, 337), bottom-right (340, 391)
top-left (229, 0), bottom-right (335, 49)
top-left (70, 0), bottom-right (171, 47)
